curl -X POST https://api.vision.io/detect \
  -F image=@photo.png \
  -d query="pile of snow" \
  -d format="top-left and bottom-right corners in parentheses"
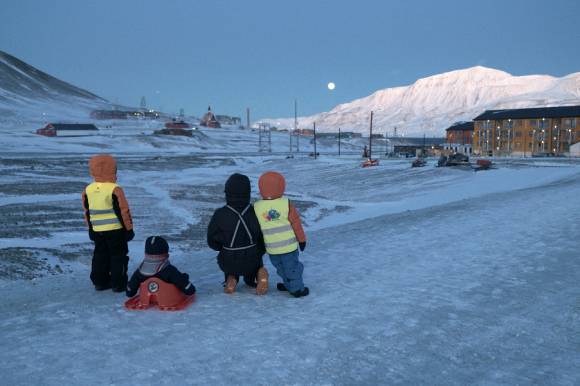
top-left (261, 66), bottom-right (580, 136)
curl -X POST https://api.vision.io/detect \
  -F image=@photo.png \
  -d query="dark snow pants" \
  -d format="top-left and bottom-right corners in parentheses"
top-left (91, 229), bottom-right (129, 289)
top-left (269, 249), bottom-right (304, 293)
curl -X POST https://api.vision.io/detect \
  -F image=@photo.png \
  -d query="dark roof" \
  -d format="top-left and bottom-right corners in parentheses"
top-left (474, 105), bottom-right (580, 121)
top-left (388, 137), bottom-right (446, 146)
top-left (49, 123), bottom-right (98, 131)
top-left (445, 121), bottom-right (474, 132)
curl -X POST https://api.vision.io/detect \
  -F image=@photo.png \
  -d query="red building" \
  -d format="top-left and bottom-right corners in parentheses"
top-left (199, 106), bottom-right (221, 128)
top-left (36, 123), bottom-right (99, 137)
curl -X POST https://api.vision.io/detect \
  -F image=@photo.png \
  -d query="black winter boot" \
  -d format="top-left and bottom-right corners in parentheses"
top-left (277, 283), bottom-right (288, 291)
top-left (94, 283), bottom-right (112, 291)
top-left (290, 287), bottom-right (309, 298)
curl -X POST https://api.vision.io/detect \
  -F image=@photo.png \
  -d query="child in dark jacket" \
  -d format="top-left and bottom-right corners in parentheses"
top-left (254, 171), bottom-right (309, 298)
top-left (207, 173), bottom-right (269, 295)
top-left (82, 154), bottom-right (134, 292)
top-left (126, 236), bottom-right (196, 297)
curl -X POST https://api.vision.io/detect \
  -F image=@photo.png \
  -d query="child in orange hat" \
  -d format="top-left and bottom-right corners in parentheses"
top-left (254, 171), bottom-right (309, 297)
top-left (82, 154), bottom-right (134, 292)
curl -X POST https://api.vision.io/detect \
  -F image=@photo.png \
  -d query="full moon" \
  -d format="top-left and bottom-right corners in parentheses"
top-left (327, 82), bottom-right (336, 90)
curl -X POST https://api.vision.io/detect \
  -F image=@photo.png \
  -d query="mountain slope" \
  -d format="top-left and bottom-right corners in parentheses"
top-left (0, 50), bottom-right (111, 124)
top-left (262, 66), bottom-right (580, 136)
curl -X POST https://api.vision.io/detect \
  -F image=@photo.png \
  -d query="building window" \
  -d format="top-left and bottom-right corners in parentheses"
top-left (565, 118), bottom-right (577, 129)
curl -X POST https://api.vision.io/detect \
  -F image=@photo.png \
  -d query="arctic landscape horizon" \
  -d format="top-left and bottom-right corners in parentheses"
top-left (2, 49), bottom-right (579, 137)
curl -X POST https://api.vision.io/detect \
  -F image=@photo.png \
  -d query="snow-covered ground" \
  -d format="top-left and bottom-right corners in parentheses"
top-left (1, 144), bottom-right (580, 384)
top-left (0, 121), bottom-right (367, 155)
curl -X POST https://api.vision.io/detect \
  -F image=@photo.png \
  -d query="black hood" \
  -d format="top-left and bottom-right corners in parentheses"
top-left (225, 173), bottom-right (251, 209)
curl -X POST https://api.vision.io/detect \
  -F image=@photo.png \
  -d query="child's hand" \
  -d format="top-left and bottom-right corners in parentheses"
top-left (299, 242), bottom-right (306, 252)
top-left (126, 229), bottom-right (135, 242)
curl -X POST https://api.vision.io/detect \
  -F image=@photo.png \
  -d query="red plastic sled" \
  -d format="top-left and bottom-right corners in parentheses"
top-left (124, 278), bottom-right (195, 311)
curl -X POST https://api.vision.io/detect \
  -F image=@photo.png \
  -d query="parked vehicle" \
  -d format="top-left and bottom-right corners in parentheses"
top-left (165, 119), bottom-right (193, 129)
top-left (437, 153), bottom-right (470, 167)
top-left (411, 158), bottom-right (427, 167)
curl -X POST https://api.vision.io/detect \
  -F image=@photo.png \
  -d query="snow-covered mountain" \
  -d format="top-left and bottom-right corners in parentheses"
top-left (261, 66), bottom-right (580, 137)
top-left (0, 50), bottom-right (112, 125)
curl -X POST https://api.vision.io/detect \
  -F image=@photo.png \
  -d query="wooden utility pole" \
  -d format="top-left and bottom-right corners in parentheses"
top-left (313, 122), bottom-right (317, 159)
top-left (295, 99), bottom-right (299, 153)
top-left (369, 111), bottom-right (374, 159)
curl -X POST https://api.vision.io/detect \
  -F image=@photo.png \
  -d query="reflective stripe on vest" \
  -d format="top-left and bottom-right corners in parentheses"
top-left (254, 197), bottom-right (298, 255)
top-left (85, 182), bottom-right (123, 232)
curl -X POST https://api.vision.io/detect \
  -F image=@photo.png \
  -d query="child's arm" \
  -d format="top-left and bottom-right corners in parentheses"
top-left (162, 266), bottom-right (196, 295)
top-left (81, 191), bottom-right (95, 240)
top-left (207, 211), bottom-right (223, 251)
top-left (288, 202), bottom-right (306, 243)
top-left (126, 270), bottom-right (144, 297)
top-left (81, 191), bottom-right (90, 227)
top-left (112, 186), bottom-right (133, 231)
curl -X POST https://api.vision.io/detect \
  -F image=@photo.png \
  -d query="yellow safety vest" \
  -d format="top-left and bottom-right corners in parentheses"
top-left (254, 197), bottom-right (298, 255)
top-left (85, 182), bottom-right (124, 232)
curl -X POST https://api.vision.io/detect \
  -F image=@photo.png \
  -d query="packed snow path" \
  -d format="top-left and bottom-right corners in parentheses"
top-left (1, 157), bottom-right (580, 385)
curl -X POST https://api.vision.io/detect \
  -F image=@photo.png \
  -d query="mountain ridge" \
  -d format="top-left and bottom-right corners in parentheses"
top-left (0, 50), bottom-right (112, 124)
top-left (261, 66), bottom-right (580, 136)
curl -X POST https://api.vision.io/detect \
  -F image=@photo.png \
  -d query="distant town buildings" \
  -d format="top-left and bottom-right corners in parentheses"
top-left (216, 115), bottom-right (241, 126)
top-left (36, 123), bottom-right (99, 137)
top-left (90, 109), bottom-right (160, 120)
top-left (473, 106), bottom-right (580, 156)
top-left (444, 121), bottom-right (474, 154)
top-left (391, 137), bottom-right (445, 157)
top-left (199, 106), bottom-right (221, 128)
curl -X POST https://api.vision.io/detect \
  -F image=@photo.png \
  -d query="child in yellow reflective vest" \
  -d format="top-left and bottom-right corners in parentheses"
top-left (254, 171), bottom-right (309, 297)
top-left (82, 154), bottom-right (134, 292)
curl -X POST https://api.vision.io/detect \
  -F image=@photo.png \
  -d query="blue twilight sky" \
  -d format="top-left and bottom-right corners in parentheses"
top-left (1, 0), bottom-right (579, 120)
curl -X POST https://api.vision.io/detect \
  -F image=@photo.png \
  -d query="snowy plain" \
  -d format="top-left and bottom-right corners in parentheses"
top-left (1, 126), bottom-right (580, 385)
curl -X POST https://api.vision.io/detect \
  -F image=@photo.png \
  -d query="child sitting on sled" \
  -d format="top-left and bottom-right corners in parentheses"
top-left (126, 236), bottom-right (196, 297)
